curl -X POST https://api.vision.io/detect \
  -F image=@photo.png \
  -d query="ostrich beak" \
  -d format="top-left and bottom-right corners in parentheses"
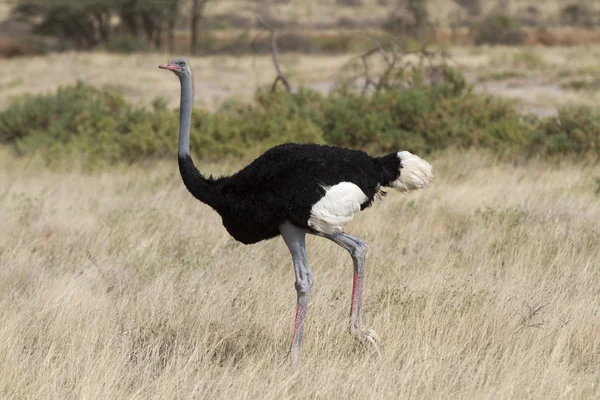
top-left (159, 63), bottom-right (181, 71)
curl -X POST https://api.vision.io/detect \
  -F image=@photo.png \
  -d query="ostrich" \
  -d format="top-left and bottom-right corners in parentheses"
top-left (159, 57), bottom-right (433, 366)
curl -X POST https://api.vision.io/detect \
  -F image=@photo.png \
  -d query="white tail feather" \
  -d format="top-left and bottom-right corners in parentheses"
top-left (390, 151), bottom-right (433, 193)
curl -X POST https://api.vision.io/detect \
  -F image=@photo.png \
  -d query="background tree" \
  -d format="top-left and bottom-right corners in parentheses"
top-left (453, 0), bottom-right (481, 17)
top-left (166, 0), bottom-right (180, 52)
top-left (383, 0), bottom-right (434, 42)
top-left (11, 0), bottom-right (182, 51)
top-left (12, 0), bottom-right (115, 49)
top-left (190, 0), bottom-right (212, 55)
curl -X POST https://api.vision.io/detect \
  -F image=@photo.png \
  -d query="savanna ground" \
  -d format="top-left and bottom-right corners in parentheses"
top-left (1, 145), bottom-right (600, 398)
top-left (1, 17), bottom-right (600, 395)
top-left (0, 0), bottom-right (598, 27)
top-left (1, 45), bottom-right (600, 114)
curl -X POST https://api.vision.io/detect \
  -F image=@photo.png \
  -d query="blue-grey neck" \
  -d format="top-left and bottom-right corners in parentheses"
top-left (178, 74), bottom-right (193, 156)
top-left (175, 71), bottom-right (223, 212)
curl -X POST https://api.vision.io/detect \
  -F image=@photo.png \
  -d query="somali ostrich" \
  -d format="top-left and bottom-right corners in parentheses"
top-left (159, 57), bottom-right (433, 365)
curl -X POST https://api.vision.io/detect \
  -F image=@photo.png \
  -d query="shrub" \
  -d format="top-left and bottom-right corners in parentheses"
top-left (511, 49), bottom-right (546, 69)
top-left (0, 82), bottom-right (176, 165)
top-left (383, 0), bottom-right (434, 41)
top-left (453, 0), bottom-right (481, 17)
top-left (0, 83), bottom-right (326, 166)
top-left (478, 71), bottom-right (524, 81)
top-left (560, 4), bottom-right (597, 28)
top-left (529, 107), bottom-right (600, 158)
top-left (0, 37), bottom-right (49, 58)
top-left (100, 35), bottom-right (152, 53)
top-left (336, 0), bottom-right (363, 7)
top-left (1, 73), bottom-right (600, 168)
top-left (561, 79), bottom-right (600, 92)
top-left (518, 5), bottom-right (542, 27)
top-left (214, 31), bottom-right (358, 55)
top-left (473, 14), bottom-right (527, 45)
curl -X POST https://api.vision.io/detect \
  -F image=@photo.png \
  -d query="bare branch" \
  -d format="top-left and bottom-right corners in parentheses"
top-left (336, 32), bottom-right (457, 93)
top-left (360, 54), bottom-right (377, 93)
top-left (376, 55), bottom-right (399, 91)
top-left (356, 31), bottom-right (391, 64)
top-left (256, 14), bottom-right (292, 93)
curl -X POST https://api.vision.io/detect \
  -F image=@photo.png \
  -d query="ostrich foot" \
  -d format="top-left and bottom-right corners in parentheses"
top-left (351, 326), bottom-right (381, 356)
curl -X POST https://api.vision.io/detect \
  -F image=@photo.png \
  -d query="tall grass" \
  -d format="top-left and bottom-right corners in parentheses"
top-left (1, 149), bottom-right (599, 398)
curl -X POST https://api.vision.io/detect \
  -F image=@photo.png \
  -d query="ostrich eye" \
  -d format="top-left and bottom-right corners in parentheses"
top-left (178, 61), bottom-right (186, 67)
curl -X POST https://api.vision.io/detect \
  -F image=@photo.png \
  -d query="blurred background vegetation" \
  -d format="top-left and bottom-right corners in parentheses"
top-left (0, 0), bottom-right (598, 167)
top-left (1, 0), bottom-right (599, 56)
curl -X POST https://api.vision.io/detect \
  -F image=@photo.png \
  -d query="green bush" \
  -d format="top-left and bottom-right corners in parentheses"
top-left (561, 79), bottom-right (600, 92)
top-left (473, 14), bottom-right (527, 45)
top-left (1, 74), bottom-right (599, 168)
top-left (100, 35), bottom-right (152, 53)
top-left (560, 4), bottom-right (598, 28)
top-left (0, 82), bottom-right (176, 165)
top-left (0, 83), bottom-right (327, 166)
top-left (511, 49), bottom-right (546, 69)
top-left (529, 107), bottom-right (600, 158)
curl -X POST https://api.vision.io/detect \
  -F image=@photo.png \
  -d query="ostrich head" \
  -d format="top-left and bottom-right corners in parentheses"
top-left (159, 57), bottom-right (192, 77)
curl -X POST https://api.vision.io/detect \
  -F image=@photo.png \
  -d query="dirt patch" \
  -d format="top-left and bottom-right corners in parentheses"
top-left (470, 75), bottom-right (562, 117)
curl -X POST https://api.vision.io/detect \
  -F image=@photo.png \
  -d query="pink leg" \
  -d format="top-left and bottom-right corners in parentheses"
top-left (350, 270), bottom-right (362, 328)
top-left (322, 232), bottom-right (380, 349)
top-left (292, 304), bottom-right (302, 342)
top-left (290, 291), bottom-right (310, 366)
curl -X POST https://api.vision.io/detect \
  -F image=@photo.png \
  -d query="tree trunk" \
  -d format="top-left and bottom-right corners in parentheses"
top-left (155, 26), bottom-right (163, 49)
top-left (141, 13), bottom-right (156, 47)
top-left (93, 12), bottom-right (110, 43)
top-left (190, 0), bottom-right (199, 55)
top-left (119, 0), bottom-right (139, 36)
top-left (168, 18), bottom-right (176, 52)
top-left (190, 0), bottom-right (209, 55)
top-left (167, 0), bottom-right (179, 53)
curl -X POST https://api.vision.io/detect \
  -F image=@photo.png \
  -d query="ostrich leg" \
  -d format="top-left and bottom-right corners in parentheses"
top-left (280, 222), bottom-right (313, 367)
top-left (320, 232), bottom-right (380, 351)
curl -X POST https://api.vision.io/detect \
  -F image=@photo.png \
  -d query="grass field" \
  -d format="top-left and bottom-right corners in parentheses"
top-left (1, 148), bottom-right (599, 398)
top-left (1, 46), bottom-right (599, 114)
top-left (0, 0), bottom-right (598, 27)
top-left (172, 0), bottom-right (600, 29)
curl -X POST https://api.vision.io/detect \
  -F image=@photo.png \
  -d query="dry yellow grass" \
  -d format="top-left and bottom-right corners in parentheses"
top-left (205, 0), bottom-right (600, 29)
top-left (0, 2), bottom-right (9, 20)
top-left (0, 0), bottom-right (598, 28)
top-left (1, 148), bottom-right (599, 398)
top-left (0, 52), bottom-right (352, 110)
top-left (1, 46), bottom-right (599, 114)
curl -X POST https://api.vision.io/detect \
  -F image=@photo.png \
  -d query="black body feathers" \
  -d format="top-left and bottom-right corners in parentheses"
top-left (179, 143), bottom-right (402, 244)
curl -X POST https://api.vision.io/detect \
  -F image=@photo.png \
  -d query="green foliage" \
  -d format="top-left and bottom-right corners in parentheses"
top-left (453, 0), bottom-right (481, 17)
top-left (12, 0), bottom-right (177, 51)
top-left (100, 35), bottom-right (152, 53)
top-left (336, 0), bottom-right (364, 7)
top-left (1, 73), bottom-right (600, 168)
top-left (511, 49), bottom-right (546, 69)
top-left (478, 71), bottom-right (524, 82)
top-left (560, 3), bottom-right (598, 28)
top-left (473, 14), bottom-right (527, 46)
top-left (0, 83), bottom-right (327, 167)
top-left (211, 31), bottom-right (362, 55)
top-left (0, 82), bottom-right (177, 166)
top-left (529, 107), bottom-right (600, 158)
top-left (13, 0), bottom-right (112, 49)
top-left (383, 0), bottom-right (435, 42)
top-left (561, 79), bottom-right (600, 92)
